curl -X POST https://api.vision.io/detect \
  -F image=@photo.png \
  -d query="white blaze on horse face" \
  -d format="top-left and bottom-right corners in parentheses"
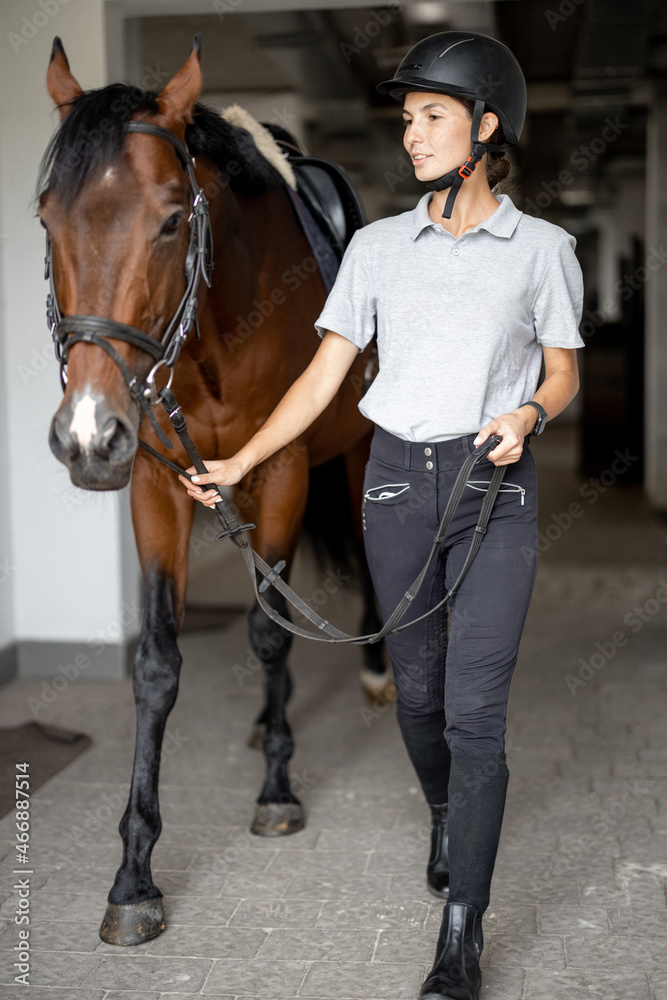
top-left (69, 394), bottom-right (98, 450)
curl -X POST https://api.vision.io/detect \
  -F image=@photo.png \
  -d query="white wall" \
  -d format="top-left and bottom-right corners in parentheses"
top-left (0, 0), bottom-right (141, 676)
top-left (0, 133), bottom-right (15, 661)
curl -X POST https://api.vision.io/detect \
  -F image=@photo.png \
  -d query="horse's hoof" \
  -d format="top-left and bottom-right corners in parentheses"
top-left (360, 666), bottom-right (396, 705)
top-left (247, 724), bottom-right (265, 750)
top-left (99, 897), bottom-right (165, 946)
top-left (251, 801), bottom-right (305, 836)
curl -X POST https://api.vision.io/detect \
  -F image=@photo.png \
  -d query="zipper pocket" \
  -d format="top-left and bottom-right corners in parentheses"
top-left (465, 480), bottom-right (525, 505)
top-left (364, 483), bottom-right (411, 501)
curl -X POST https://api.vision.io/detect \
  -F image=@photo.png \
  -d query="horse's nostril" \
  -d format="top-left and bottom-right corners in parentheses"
top-left (99, 416), bottom-right (136, 461)
top-left (49, 415), bottom-right (79, 463)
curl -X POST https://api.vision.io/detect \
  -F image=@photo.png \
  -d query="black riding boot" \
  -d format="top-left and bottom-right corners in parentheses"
top-left (419, 754), bottom-right (509, 999)
top-left (419, 901), bottom-right (483, 1000)
top-left (427, 803), bottom-right (449, 898)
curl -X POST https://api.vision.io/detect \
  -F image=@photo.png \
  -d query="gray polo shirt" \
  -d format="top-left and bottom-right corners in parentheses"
top-left (313, 192), bottom-right (584, 442)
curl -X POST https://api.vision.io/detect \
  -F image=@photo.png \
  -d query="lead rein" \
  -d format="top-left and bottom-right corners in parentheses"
top-left (141, 386), bottom-right (505, 646)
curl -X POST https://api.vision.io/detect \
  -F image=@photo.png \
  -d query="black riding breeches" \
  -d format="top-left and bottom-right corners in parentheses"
top-left (362, 424), bottom-right (539, 757)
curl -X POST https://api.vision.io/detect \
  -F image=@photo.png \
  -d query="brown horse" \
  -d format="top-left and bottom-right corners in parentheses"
top-left (41, 37), bottom-right (385, 945)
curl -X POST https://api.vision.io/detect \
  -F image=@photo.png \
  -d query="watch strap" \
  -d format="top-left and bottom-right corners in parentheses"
top-left (519, 399), bottom-right (547, 436)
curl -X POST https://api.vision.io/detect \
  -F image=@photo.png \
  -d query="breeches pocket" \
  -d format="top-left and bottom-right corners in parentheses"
top-left (362, 461), bottom-right (412, 531)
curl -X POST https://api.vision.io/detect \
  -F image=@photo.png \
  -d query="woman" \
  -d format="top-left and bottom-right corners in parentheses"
top-left (180, 30), bottom-right (584, 1000)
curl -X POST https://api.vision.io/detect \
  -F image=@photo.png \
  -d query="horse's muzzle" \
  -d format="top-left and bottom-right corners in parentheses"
top-left (49, 393), bottom-right (138, 489)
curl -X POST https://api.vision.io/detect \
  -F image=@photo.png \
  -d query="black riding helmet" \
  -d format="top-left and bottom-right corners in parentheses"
top-left (377, 31), bottom-right (527, 219)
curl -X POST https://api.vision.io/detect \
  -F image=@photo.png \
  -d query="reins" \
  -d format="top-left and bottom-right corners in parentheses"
top-left (140, 388), bottom-right (505, 646)
top-left (45, 118), bottom-right (506, 646)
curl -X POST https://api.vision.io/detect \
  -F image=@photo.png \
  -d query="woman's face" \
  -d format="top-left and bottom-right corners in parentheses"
top-left (401, 91), bottom-right (474, 180)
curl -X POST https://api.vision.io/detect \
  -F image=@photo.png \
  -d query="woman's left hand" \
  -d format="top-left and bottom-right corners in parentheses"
top-left (473, 408), bottom-right (536, 466)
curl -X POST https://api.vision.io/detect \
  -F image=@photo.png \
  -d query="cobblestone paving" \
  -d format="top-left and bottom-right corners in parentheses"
top-left (0, 427), bottom-right (666, 998)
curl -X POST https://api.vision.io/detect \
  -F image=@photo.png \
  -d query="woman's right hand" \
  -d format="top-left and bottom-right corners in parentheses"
top-left (178, 457), bottom-right (247, 508)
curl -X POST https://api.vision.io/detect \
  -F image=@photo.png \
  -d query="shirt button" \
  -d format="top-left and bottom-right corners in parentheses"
top-left (424, 447), bottom-right (432, 456)
top-left (426, 460), bottom-right (434, 470)
top-left (453, 247), bottom-right (460, 255)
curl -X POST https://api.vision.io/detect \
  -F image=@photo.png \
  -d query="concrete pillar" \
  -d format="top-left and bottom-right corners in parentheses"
top-left (645, 79), bottom-right (667, 511)
top-left (0, 0), bottom-right (141, 681)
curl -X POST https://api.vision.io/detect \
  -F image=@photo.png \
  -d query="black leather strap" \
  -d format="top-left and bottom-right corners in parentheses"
top-left (124, 121), bottom-right (191, 166)
top-left (143, 392), bottom-right (506, 646)
top-left (56, 315), bottom-right (164, 361)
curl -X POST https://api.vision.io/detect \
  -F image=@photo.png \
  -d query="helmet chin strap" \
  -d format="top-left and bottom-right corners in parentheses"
top-left (424, 99), bottom-right (507, 220)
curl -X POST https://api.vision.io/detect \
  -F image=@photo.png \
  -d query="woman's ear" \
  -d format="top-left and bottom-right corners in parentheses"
top-left (480, 112), bottom-right (500, 142)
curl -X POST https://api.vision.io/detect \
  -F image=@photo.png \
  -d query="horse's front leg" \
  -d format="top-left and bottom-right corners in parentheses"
top-left (242, 450), bottom-right (309, 837)
top-left (99, 474), bottom-right (194, 946)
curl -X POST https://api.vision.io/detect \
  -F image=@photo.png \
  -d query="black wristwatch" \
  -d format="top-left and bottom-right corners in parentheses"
top-left (519, 400), bottom-right (547, 436)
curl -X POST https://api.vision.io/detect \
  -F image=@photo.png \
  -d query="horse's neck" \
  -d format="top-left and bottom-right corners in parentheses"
top-left (202, 182), bottom-right (302, 356)
top-left (191, 178), bottom-right (307, 379)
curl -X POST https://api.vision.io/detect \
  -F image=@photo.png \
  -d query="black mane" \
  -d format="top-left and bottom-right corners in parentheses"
top-left (37, 83), bottom-right (285, 207)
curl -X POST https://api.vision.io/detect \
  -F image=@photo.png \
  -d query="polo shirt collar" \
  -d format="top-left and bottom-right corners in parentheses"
top-left (410, 191), bottom-right (522, 241)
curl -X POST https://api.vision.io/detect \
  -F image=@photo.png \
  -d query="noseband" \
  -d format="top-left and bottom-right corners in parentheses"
top-left (45, 121), bottom-right (214, 448)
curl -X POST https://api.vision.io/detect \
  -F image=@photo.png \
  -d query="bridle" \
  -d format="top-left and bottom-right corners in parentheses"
top-left (43, 116), bottom-right (507, 646)
top-left (45, 120), bottom-right (214, 448)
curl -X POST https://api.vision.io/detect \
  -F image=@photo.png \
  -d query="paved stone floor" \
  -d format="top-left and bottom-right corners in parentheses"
top-left (0, 424), bottom-right (666, 999)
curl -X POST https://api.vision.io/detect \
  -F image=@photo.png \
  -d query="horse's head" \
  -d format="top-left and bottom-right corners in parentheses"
top-left (41, 37), bottom-right (204, 490)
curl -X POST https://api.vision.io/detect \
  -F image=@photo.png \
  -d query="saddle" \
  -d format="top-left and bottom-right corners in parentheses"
top-left (261, 122), bottom-right (367, 291)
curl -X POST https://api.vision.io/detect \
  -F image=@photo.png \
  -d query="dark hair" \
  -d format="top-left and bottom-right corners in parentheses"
top-left (458, 97), bottom-right (512, 192)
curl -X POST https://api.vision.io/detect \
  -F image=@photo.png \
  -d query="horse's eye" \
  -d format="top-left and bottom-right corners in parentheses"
top-left (160, 213), bottom-right (182, 236)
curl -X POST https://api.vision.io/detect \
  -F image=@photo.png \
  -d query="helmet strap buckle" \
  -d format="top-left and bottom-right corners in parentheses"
top-left (458, 156), bottom-right (477, 179)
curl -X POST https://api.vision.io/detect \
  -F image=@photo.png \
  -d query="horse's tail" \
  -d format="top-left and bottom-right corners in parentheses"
top-left (300, 452), bottom-right (391, 695)
top-left (300, 454), bottom-right (362, 585)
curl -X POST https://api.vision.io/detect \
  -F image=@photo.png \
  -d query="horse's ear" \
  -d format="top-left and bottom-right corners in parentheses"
top-left (156, 35), bottom-right (202, 125)
top-left (47, 37), bottom-right (84, 119)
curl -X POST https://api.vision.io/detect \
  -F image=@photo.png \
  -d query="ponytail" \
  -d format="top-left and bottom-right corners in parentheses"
top-left (459, 97), bottom-right (513, 193)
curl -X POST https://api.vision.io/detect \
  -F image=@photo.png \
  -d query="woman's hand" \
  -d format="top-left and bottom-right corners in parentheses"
top-left (473, 407), bottom-right (536, 466)
top-left (178, 457), bottom-right (247, 508)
